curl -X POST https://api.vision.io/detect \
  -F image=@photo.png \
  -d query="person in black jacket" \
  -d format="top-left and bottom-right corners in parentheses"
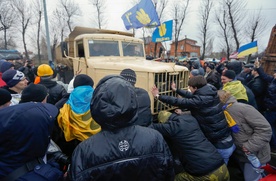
top-left (0, 102), bottom-right (63, 180)
top-left (151, 111), bottom-right (229, 181)
top-left (204, 63), bottom-right (221, 90)
top-left (68, 75), bottom-right (174, 181)
top-left (52, 74), bottom-right (100, 158)
top-left (37, 64), bottom-right (67, 105)
top-left (153, 75), bottom-right (235, 165)
top-left (120, 68), bottom-right (152, 126)
top-left (246, 67), bottom-right (267, 113)
top-left (255, 60), bottom-right (276, 152)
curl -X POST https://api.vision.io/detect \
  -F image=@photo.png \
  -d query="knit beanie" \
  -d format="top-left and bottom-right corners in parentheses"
top-left (120, 68), bottom-right (137, 85)
top-left (20, 83), bottom-right (48, 103)
top-left (190, 69), bottom-right (200, 77)
top-left (0, 61), bottom-right (14, 73)
top-left (73, 74), bottom-right (94, 88)
top-left (158, 111), bottom-right (172, 123)
top-left (0, 59), bottom-right (6, 70)
top-left (0, 88), bottom-right (11, 106)
top-left (222, 70), bottom-right (236, 80)
top-left (2, 70), bottom-right (25, 88)
top-left (37, 64), bottom-right (53, 77)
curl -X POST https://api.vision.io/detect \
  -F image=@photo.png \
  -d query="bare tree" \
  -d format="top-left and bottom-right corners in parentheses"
top-left (224, 0), bottom-right (247, 51)
top-left (89, 0), bottom-right (107, 29)
top-left (31, 0), bottom-right (43, 64)
top-left (51, 9), bottom-right (68, 42)
top-left (215, 9), bottom-right (231, 60)
top-left (244, 9), bottom-right (268, 62)
top-left (198, 0), bottom-right (213, 60)
top-left (0, 1), bottom-right (16, 49)
top-left (244, 9), bottom-right (268, 43)
top-left (58, 0), bottom-right (81, 32)
top-left (205, 37), bottom-right (214, 57)
top-left (172, 0), bottom-right (190, 57)
top-left (152, 0), bottom-right (169, 58)
top-left (11, 0), bottom-right (32, 60)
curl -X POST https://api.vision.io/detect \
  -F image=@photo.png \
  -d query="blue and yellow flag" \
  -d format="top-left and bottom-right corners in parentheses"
top-left (152, 20), bottom-right (173, 42)
top-left (121, 0), bottom-right (160, 30)
top-left (237, 41), bottom-right (258, 58)
top-left (57, 85), bottom-right (101, 142)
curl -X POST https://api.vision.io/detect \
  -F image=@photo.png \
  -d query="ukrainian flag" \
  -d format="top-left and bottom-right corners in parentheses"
top-left (57, 85), bottom-right (101, 142)
top-left (237, 41), bottom-right (258, 58)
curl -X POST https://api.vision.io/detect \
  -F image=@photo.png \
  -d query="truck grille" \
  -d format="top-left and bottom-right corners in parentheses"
top-left (153, 70), bottom-right (189, 114)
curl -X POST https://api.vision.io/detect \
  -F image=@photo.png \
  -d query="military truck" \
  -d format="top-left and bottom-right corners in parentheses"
top-left (56, 26), bottom-right (189, 115)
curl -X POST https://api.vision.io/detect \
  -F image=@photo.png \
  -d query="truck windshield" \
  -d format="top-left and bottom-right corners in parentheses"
top-left (89, 40), bottom-right (119, 56)
top-left (122, 42), bottom-right (144, 57)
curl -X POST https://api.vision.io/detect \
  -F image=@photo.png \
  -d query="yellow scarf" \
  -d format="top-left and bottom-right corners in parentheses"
top-left (222, 103), bottom-right (240, 133)
top-left (57, 103), bottom-right (101, 142)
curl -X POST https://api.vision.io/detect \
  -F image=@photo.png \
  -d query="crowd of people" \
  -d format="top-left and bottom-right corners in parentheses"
top-left (0, 57), bottom-right (276, 181)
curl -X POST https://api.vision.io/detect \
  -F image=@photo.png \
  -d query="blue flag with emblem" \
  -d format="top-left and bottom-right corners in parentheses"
top-left (121, 0), bottom-right (160, 30)
top-left (152, 20), bottom-right (173, 42)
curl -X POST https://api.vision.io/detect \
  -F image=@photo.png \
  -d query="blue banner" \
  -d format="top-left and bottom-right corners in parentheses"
top-left (121, 0), bottom-right (160, 30)
top-left (152, 20), bottom-right (173, 42)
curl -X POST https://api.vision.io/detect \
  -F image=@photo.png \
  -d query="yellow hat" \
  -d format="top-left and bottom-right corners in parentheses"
top-left (158, 111), bottom-right (172, 123)
top-left (37, 64), bottom-right (53, 77)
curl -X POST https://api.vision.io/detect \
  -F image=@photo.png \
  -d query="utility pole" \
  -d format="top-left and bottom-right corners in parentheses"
top-left (42, 0), bottom-right (53, 68)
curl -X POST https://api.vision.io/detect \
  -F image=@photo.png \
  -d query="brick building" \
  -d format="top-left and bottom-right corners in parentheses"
top-left (170, 38), bottom-right (200, 58)
top-left (144, 36), bottom-right (165, 58)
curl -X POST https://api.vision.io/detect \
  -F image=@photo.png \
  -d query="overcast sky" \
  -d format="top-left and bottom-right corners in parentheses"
top-left (48, 0), bottom-right (276, 53)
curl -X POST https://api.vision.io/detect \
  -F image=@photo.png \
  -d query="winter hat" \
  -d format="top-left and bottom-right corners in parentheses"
top-left (222, 70), bottom-right (236, 80)
top-left (120, 68), bottom-right (137, 85)
top-left (37, 64), bottom-right (53, 77)
top-left (0, 88), bottom-right (11, 106)
top-left (73, 74), bottom-right (94, 88)
top-left (244, 64), bottom-right (254, 69)
top-left (2, 70), bottom-right (25, 88)
top-left (0, 59), bottom-right (7, 71)
top-left (192, 62), bottom-right (199, 69)
top-left (207, 63), bottom-right (215, 70)
top-left (158, 111), bottom-right (172, 123)
top-left (190, 69), bottom-right (200, 76)
top-left (0, 61), bottom-right (14, 73)
top-left (20, 83), bottom-right (48, 103)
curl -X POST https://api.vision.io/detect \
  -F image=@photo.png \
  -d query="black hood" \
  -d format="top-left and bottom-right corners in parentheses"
top-left (91, 75), bottom-right (138, 130)
top-left (226, 61), bottom-right (242, 75)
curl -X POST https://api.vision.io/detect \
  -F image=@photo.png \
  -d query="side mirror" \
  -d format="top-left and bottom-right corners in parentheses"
top-left (61, 42), bottom-right (68, 58)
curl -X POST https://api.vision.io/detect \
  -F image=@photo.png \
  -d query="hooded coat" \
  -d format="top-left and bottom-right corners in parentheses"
top-left (0, 102), bottom-right (58, 179)
top-left (159, 84), bottom-right (232, 149)
top-left (151, 113), bottom-right (225, 176)
top-left (69, 76), bottom-right (174, 181)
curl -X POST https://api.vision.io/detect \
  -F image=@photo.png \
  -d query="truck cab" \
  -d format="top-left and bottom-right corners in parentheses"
top-left (56, 26), bottom-right (189, 114)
